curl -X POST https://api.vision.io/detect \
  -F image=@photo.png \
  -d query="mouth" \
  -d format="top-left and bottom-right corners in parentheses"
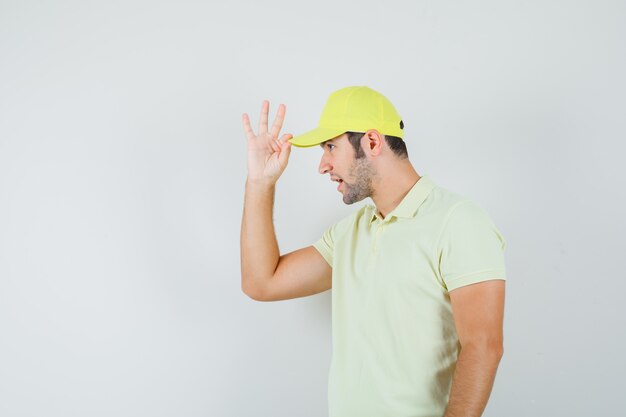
top-left (336, 179), bottom-right (344, 191)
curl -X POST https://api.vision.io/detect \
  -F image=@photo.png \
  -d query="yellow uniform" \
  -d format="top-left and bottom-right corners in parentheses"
top-left (313, 174), bottom-right (507, 417)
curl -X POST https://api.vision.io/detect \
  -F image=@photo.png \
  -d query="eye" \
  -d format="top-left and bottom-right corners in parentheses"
top-left (327, 144), bottom-right (335, 150)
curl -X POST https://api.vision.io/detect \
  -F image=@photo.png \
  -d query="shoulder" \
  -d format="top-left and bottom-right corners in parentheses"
top-left (424, 183), bottom-right (501, 241)
top-left (436, 196), bottom-right (506, 251)
top-left (445, 198), bottom-right (496, 227)
top-left (420, 181), bottom-right (475, 219)
top-left (424, 181), bottom-right (492, 219)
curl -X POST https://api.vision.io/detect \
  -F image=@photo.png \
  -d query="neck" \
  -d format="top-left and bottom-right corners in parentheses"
top-left (370, 160), bottom-right (421, 219)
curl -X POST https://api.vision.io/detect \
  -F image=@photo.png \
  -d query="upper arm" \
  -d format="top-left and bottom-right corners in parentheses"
top-left (437, 200), bottom-right (507, 291)
top-left (251, 245), bottom-right (332, 302)
top-left (449, 279), bottom-right (505, 353)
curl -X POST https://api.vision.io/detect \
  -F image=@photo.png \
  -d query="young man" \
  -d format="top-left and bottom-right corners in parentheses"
top-left (240, 86), bottom-right (507, 417)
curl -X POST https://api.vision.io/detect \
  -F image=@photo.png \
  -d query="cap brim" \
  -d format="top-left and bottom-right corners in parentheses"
top-left (288, 127), bottom-right (346, 148)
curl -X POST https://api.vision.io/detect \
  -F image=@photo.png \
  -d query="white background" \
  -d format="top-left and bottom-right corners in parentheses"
top-left (1, 1), bottom-right (624, 416)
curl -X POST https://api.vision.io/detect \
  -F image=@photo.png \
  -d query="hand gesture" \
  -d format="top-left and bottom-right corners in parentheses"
top-left (242, 100), bottom-right (293, 186)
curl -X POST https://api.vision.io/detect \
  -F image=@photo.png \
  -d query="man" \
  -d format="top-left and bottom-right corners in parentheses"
top-left (240, 86), bottom-right (507, 417)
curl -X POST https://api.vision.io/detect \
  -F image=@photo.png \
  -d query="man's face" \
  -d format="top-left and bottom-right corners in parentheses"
top-left (318, 133), bottom-right (377, 205)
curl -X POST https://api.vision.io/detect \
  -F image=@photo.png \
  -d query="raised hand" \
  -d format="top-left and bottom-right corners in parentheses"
top-left (242, 100), bottom-right (293, 186)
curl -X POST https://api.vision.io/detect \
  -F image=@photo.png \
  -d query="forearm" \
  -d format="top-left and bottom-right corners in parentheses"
top-left (240, 179), bottom-right (280, 296)
top-left (443, 346), bottom-right (503, 417)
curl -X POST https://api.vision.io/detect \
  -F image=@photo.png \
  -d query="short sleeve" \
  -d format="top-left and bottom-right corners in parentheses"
top-left (313, 223), bottom-right (334, 267)
top-left (436, 200), bottom-right (507, 292)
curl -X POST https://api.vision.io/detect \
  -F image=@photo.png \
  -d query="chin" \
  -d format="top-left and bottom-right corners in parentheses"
top-left (343, 193), bottom-right (367, 205)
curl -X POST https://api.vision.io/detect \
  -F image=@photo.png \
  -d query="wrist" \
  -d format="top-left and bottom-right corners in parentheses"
top-left (246, 177), bottom-right (276, 190)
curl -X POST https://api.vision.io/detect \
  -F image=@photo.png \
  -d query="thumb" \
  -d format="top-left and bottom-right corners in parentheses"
top-left (278, 133), bottom-right (293, 165)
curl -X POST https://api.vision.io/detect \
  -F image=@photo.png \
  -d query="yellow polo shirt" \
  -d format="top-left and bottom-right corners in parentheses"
top-left (313, 174), bottom-right (507, 417)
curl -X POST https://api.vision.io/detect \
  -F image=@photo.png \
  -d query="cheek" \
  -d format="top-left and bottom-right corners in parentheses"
top-left (342, 157), bottom-right (356, 175)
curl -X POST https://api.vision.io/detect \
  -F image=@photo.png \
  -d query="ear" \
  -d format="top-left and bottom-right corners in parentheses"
top-left (364, 129), bottom-right (384, 156)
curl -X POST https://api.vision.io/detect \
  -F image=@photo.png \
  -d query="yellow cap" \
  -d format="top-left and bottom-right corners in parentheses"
top-left (288, 86), bottom-right (404, 148)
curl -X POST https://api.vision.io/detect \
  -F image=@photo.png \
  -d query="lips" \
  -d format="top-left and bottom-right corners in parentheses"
top-left (330, 176), bottom-right (343, 191)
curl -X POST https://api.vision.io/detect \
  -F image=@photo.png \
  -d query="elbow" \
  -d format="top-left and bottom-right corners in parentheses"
top-left (490, 339), bottom-right (504, 359)
top-left (243, 287), bottom-right (263, 301)
top-left (241, 275), bottom-right (266, 301)
top-left (491, 345), bottom-right (504, 362)
top-left (241, 277), bottom-right (256, 300)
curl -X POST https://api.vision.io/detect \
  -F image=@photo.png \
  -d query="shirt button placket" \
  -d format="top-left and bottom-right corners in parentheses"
top-left (373, 223), bottom-right (383, 253)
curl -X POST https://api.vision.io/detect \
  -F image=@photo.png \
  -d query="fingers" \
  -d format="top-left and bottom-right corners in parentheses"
top-left (279, 133), bottom-right (293, 149)
top-left (269, 103), bottom-right (286, 139)
top-left (277, 133), bottom-right (293, 165)
top-left (243, 100), bottom-right (288, 150)
top-left (258, 100), bottom-right (269, 134)
top-left (242, 113), bottom-right (255, 141)
top-left (268, 136), bottom-right (281, 153)
top-left (268, 132), bottom-right (289, 154)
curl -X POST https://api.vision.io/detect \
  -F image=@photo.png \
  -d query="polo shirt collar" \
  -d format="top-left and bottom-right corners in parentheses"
top-left (368, 174), bottom-right (436, 224)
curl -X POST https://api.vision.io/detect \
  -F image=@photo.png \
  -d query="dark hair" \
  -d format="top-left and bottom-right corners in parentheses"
top-left (346, 131), bottom-right (408, 160)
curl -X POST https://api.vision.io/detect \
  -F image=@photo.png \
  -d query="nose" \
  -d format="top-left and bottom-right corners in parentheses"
top-left (318, 153), bottom-right (333, 175)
